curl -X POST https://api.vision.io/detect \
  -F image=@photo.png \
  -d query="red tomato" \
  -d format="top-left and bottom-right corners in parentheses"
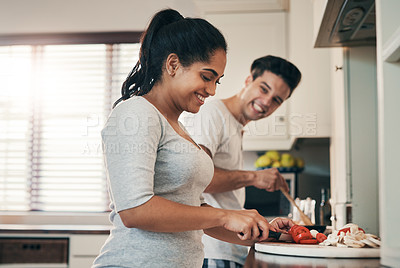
top-left (289, 225), bottom-right (313, 243)
top-left (316, 233), bottom-right (327, 243)
top-left (289, 225), bottom-right (309, 235)
top-left (299, 239), bottom-right (318, 244)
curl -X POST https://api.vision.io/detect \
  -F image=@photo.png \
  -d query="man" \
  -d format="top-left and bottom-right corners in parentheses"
top-left (183, 55), bottom-right (302, 267)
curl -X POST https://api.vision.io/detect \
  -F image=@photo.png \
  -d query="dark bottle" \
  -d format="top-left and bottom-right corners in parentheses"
top-left (319, 188), bottom-right (331, 226)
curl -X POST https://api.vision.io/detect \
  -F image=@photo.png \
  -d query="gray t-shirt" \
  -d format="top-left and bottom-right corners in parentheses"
top-left (93, 96), bottom-right (214, 268)
top-left (182, 99), bottom-right (248, 265)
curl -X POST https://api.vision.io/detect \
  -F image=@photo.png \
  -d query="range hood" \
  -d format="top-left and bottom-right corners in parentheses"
top-left (315, 0), bottom-right (376, 47)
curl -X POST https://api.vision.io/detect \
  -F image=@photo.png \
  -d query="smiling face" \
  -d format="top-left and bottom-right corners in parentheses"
top-left (238, 70), bottom-right (291, 124)
top-left (169, 49), bottom-right (226, 114)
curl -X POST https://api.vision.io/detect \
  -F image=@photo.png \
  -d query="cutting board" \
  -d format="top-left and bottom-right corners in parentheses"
top-left (255, 242), bottom-right (380, 258)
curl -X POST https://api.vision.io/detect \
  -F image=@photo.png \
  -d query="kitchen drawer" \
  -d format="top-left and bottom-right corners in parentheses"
top-left (69, 256), bottom-right (97, 268)
top-left (69, 234), bottom-right (107, 256)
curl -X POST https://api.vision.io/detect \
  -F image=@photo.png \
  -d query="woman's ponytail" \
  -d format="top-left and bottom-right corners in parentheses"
top-left (113, 9), bottom-right (183, 108)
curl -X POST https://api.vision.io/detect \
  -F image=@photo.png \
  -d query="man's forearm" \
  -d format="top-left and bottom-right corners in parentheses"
top-left (200, 144), bottom-right (255, 193)
top-left (204, 167), bottom-right (255, 193)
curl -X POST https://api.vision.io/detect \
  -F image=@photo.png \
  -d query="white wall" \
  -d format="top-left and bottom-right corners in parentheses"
top-left (0, 0), bottom-right (200, 34)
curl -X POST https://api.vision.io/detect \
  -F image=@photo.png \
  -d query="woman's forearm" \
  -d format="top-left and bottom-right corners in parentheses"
top-left (204, 226), bottom-right (256, 246)
top-left (119, 196), bottom-right (270, 243)
top-left (118, 195), bottom-right (225, 232)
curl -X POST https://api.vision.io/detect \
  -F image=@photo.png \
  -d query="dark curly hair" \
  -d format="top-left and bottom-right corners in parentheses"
top-left (250, 55), bottom-right (301, 98)
top-left (113, 9), bottom-right (227, 108)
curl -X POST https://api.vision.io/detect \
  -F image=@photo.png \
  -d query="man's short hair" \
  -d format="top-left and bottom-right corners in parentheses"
top-left (251, 55), bottom-right (302, 97)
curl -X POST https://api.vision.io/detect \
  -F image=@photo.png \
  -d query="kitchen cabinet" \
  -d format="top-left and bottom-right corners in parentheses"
top-left (204, 12), bottom-right (287, 101)
top-left (203, 1), bottom-right (331, 151)
top-left (375, 0), bottom-right (400, 266)
top-left (344, 47), bottom-right (379, 235)
top-left (286, 0), bottom-right (331, 140)
top-left (311, 0), bottom-right (379, 235)
top-left (204, 11), bottom-right (291, 151)
top-left (69, 234), bottom-right (108, 268)
top-left (329, 46), bottom-right (379, 235)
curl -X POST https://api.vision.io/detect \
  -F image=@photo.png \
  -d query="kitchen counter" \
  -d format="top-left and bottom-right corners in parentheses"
top-left (0, 224), bottom-right (111, 234)
top-left (244, 247), bottom-right (380, 268)
top-left (0, 224), bottom-right (381, 267)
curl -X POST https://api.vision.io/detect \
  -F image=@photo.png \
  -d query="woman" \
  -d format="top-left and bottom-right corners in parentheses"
top-left (93, 9), bottom-right (287, 268)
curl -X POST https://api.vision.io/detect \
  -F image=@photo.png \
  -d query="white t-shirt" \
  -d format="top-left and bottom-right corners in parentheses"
top-left (182, 99), bottom-right (249, 265)
top-left (93, 96), bottom-right (214, 268)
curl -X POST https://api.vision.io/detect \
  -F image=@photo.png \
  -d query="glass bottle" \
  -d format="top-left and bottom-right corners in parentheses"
top-left (319, 188), bottom-right (331, 226)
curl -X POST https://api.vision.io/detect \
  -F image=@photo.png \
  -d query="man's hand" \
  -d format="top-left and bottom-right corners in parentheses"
top-left (253, 168), bottom-right (289, 192)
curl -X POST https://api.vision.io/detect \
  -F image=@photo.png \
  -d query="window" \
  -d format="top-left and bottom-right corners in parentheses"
top-left (0, 34), bottom-right (140, 212)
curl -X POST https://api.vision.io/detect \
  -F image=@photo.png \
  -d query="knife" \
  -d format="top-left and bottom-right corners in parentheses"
top-left (268, 230), bottom-right (293, 242)
top-left (240, 230), bottom-right (293, 241)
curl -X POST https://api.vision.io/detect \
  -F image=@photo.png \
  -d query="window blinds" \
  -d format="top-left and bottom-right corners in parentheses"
top-left (0, 46), bottom-right (32, 211)
top-left (0, 43), bottom-right (140, 212)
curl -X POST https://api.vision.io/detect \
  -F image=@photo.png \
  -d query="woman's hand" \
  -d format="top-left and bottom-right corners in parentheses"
top-left (221, 209), bottom-right (272, 242)
top-left (269, 217), bottom-right (295, 234)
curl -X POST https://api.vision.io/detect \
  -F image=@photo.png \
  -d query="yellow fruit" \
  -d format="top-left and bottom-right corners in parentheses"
top-left (272, 161), bottom-right (281, 168)
top-left (254, 155), bottom-right (272, 168)
top-left (295, 157), bottom-right (305, 168)
top-left (265, 150), bottom-right (280, 162)
top-left (280, 153), bottom-right (295, 167)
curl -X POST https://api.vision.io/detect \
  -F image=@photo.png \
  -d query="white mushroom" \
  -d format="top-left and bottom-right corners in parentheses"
top-left (344, 236), bottom-right (365, 248)
top-left (310, 229), bottom-right (318, 238)
top-left (317, 223), bottom-right (381, 248)
top-left (361, 238), bottom-right (379, 248)
top-left (325, 233), bottom-right (339, 246)
top-left (365, 234), bottom-right (381, 247)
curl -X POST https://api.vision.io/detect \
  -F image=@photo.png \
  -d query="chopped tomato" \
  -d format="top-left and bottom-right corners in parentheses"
top-left (299, 239), bottom-right (318, 244)
top-left (289, 225), bottom-right (313, 243)
top-left (289, 225), bottom-right (309, 236)
top-left (316, 233), bottom-right (327, 243)
top-left (295, 232), bottom-right (313, 243)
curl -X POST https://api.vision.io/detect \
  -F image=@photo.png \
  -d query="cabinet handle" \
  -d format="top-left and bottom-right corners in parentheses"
top-left (335, 65), bottom-right (343, 71)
